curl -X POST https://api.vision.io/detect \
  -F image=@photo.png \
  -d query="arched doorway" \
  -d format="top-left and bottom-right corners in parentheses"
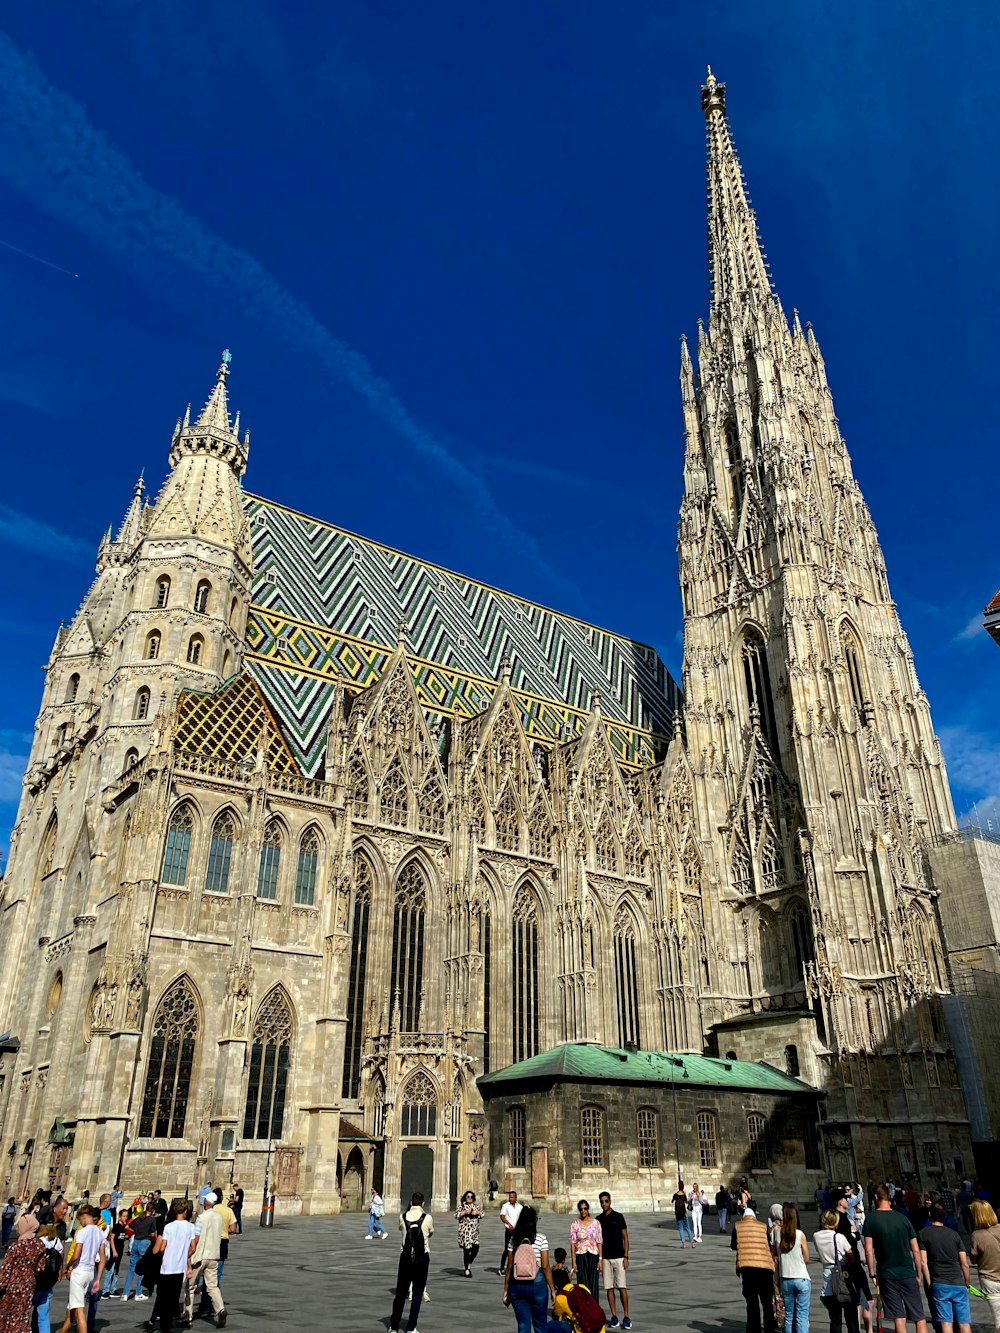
top-left (343, 1146), bottom-right (366, 1211)
top-left (400, 1144), bottom-right (434, 1207)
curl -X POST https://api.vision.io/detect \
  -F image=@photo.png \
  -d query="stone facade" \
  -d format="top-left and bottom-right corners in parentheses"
top-left (0, 74), bottom-right (977, 1215)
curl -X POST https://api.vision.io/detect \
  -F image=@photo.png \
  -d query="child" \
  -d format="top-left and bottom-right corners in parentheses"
top-left (551, 1247), bottom-right (571, 1292)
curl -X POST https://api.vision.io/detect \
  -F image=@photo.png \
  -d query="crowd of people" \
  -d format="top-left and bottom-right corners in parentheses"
top-left (0, 1179), bottom-right (246, 1333)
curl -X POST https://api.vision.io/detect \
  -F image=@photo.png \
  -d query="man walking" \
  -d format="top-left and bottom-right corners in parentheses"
top-left (731, 1202), bottom-right (776, 1333)
top-left (717, 1184), bottom-right (730, 1233)
top-left (598, 1192), bottom-right (631, 1330)
top-left (187, 1191), bottom-right (227, 1328)
top-left (864, 1184), bottom-right (928, 1333)
top-left (498, 1190), bottom-right (522, 1275)
top-left (919, 1203), bottom-right (972, 1333)
top-left (390, 1192), bottom-right (432, 1333)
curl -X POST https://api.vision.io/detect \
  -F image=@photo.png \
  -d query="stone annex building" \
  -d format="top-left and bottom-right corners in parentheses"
top-left (0, 73), bottom-right (975, 1213)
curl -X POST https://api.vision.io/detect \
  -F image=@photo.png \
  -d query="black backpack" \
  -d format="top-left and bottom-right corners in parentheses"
top-left (36, 1247), bottom-right (62, 1292)
top-left (402, 1211), bottom-right (427, 1262)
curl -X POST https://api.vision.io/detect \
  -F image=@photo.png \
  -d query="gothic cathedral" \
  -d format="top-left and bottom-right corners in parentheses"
top-left (0, 73), bottom-right (971, 1212)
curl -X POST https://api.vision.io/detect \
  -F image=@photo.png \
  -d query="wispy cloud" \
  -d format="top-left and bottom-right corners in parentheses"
top-left (0, 729), bottom-right (30, 805)
top-left (0, 32), bottom-right (584, 612)
top-left (939, 724), bottom-right (1000, 798)
top-left (0, 504), bottom-right (92, 564)
top-left (955, 611), bottom-right (988, 643)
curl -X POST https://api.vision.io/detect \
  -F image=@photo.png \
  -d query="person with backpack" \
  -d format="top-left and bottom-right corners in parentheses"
top-left (367, 1189), bottom-right (387, 1240)
top-left (390, 1192), bottom-right (433, 1333)
top-left (551, 1278), bottom-right (607, 1333)
top-left (503, 1204), bottom-right (555, 1332)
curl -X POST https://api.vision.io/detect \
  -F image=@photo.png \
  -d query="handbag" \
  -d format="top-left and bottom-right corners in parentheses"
top-left (36, 1247), bottom-right (62, 1292)
top-left (830, 1237), bottom-right (854, 1306)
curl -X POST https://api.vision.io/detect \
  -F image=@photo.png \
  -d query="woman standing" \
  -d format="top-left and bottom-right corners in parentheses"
top-left (503, 1205), bottom-right (554, 1333)
top-left (813, 1209), bottom-right (858, 1333)
top-left (689, 1183), bottom-right (708, 1244)
top-left (366, 1190), bottom-right (386, 1240)
top-left (673, 1182), bottom-right (694, 1249)
top-left (120, 1204), bottom-right (157, 1301)
top-left (776, 1203), bottom-right (811, 1333)
top-left (569, 1200), bottom-right (603, 1296)
top-left (969, 1200), bottom-right (1000, 1331)
top-left (0, 1215), bottom-right (46, 1333)
top-left (456, 1191), bottom-right (484, 1277)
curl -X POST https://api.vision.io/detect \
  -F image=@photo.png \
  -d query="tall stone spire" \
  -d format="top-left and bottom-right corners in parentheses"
top-left (702, 68), bottom-right (773, 312)
top-left (167, 350), bottom-right (247, 478)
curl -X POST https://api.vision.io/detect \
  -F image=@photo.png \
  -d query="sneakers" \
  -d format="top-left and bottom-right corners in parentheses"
top-left (135, 1293), bottom-right (149, 1302)
top-left (216, 1312), bottom-right (227, 1329)
top-left (622, 1320), bottom-right (633, 1330)
top-left (608, 1319), bottom-right (621, 1328)
top-left (364, 1234), bottom-right (372, 1240)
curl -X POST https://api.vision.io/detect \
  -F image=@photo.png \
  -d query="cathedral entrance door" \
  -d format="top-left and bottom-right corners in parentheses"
top-left (400, 1145), bottom-right (433, 1206)
top-left (342, 1147), bottom-right (366, 1211)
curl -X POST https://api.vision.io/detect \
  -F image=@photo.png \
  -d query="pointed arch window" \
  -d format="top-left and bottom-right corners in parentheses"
top-left (133, 688), bottom-right (151, 720)
top-left (154, 575), bottom-right (171, 609)
top-left (186, 635), bottom-right (204, 665)
top-left (482, 907), bottom-right (493, 1073)
top-left (347, 750), bottom-right (370, 819)
top-left (391, 862), bottom-right (426, 1031)
top-left (257, 820), bottom-right (282, 900)
top-left (162, 805), bottom-right (193, 885)
top-left (494, 786), bottom-right (520, 852)
top-left (842, 627), bottom-right (868, 723)
top-left (418, 775), bottom-right (446, 835)
top-left (400, 1071), bottom-right (436, 1138)
top-left (342, 857), bottom-right (372, 1100)
top-left (193, 580), bottom-right (211, 614)
top-left (139, 978), bottom-right (198, 1138)
top-left (730, 838), bottom-right (752, 896)
top-left (683, 845), bottom-right (701, 894)
top-left (229, 597), bottom-right (239, 627)
top-left (123, 747), bottom-right (139, 771)
top-left (741, 630), bottom-right (779, 754)
top-left (512, 886), bottom-right (540, 1063)
top-left (294, 828), bottom-right (319, 906)
top-left (760, 830), bottom-right (782, 892)
top-left (379, 755), bottom-right (409, 827)
top-left (38, 814), bottom-right (58, 884)
top-left (614, 908), bottom-right (641, 1049)
top-left (789, 903), bottom-right (814, 981)
top-left (725, 417), bottom-right (745, 512)
top-left (145, 632), bottom-right (160, 660)
top-left (243, 990), bottom-right (292, 1141)
top-left (205, 812), bottom-right (236, 894)
top-left (65, 673), bottom-right (80, 703)
top-left (594, 811), bottom-right (617, 873)
top-left (528, 800), bottom-right (551, 859)
top-left (469, 786), bottom-right (487, 843)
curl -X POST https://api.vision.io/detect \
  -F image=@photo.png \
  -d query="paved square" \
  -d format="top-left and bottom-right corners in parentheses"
top-left (84, 1210), bottom-right (994, 1333)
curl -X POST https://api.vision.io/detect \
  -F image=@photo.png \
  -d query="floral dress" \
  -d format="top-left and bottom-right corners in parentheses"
top-left (456, 1203), bottom-right (484, 1249)
top-left (0, 1236), bottom-right (46, 1333)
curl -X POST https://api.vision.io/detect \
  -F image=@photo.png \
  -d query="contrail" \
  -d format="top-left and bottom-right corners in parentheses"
top-left (0, 32), bottom-right (586, 614)
top-left (0, 236), bottom-right (78, 278)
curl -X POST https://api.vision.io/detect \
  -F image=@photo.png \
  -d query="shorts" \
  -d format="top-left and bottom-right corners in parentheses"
top-left (602, 1257), bottom-right (627, 1290)
top-left (930, 1282), bottom-right (971, 1325)
top-left (880, 1275), bottom-right (925, 1323)
top-left (68, 1265), bottom-right (95, 1310)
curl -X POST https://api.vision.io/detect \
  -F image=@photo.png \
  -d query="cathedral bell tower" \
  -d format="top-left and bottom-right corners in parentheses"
top-left (679, 72), bottom-right (967, 1183)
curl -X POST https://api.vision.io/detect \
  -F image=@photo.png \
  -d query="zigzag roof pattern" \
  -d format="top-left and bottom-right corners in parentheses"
top-left (242, 494), bottom-right (681, 776)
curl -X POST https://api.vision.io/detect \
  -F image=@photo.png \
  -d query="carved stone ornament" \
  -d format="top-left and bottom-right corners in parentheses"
top-left (380, 837), bottom-right (405, 867)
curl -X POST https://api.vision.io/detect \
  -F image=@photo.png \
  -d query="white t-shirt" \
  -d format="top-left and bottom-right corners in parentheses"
top-left (74, 1224), bottom-right (105, 1269)
top-left (160, 1219), bottom-right (196, 1275)
top-left (501, 1201), bottom-right (523, 1230)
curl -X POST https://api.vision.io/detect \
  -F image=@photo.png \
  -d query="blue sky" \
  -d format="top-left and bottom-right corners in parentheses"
top-left (0, 1), bottom-right (998, 849)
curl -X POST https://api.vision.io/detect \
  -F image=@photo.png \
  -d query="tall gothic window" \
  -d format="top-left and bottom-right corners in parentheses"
top-left (418, 776), bottom-right (446, 834)
top-left (391, 862), bottom-right (426, 1031)
top-left (594, 811), bottom-right (617, 873)
top-left (38, 813), bottom-right (58, 883)
top-left (494, 785), bottom-right (520, 852)
top-left (139, 978), bottom-right (198, 1138)
top-left (508, 1106), bottom-right (526, 1167)
top-left (186, 635), bottom-right (204, 665)
top-left (697, 1110), bottom-right (719, 1168)
top-left (528, 800), bottom-right (550, 859)
top-left (347, 750), bottom-right (369, 819)
top-left (65, 673), bottom-right (80, 702)
top-left (161, 805), bottom-right (193, 885)
top-left (257, 820), bottom-right (282, 900)
top-left (154, 575), bottom-right (171, 608)
top-left (193, 580), bottom-right (211, 614)
top-left (205, 812), bottom-right (236, 894)
top-left (243, 989), bottom-right (293, 1140)
top-left (842, 627), bottom-right (868, 722)
top-left (725, 417), bottom-right (745, 512)
top-left (614, 908), bottom-right (641, 1048)
top-left (293, 828), bottom-right (319, 905)
top-left (400, 1071), bottom-right (436, 1137)
top-left (637, 1107), bottom-right (659, 1168)
top-left (146, 632), bottom-right (160, 660)
top-left (379, 755), bottom-right (409, 827)
top-left (482, 909), bottom-right (493, 1073)
top-left (789, 903), bottom-right (814, 980)
top-left (133, 688), bottom-right (151, 720)
top-left (342, 857), bottom-right (372, 1100)
top-left (747, 1112), bottom-right (769, 1170)
top-left (512, 886), bottom-right (540, 1063)
top-left (741, 630), bottom-right (779, 754)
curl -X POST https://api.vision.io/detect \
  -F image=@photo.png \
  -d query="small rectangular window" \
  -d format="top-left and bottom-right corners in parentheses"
top-left (637, 1108), bottom-right (658, 1168)
top-left (509, 1107), bottom-right (526, 1168)
top-left (697, 1111), bottom-right (719, 1169)
top-left (581, 1106), bottom-right (603, 1168)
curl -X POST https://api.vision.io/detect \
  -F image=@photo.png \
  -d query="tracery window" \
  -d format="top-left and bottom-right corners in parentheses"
top-left (697, 1110), bottom-right (719, 1168)
top-left (512, 886), bottom-right (540, 1063)
top-left (614, 908), bottom-right (641, 1049)
top-left (400, 1071), bottom-right (436, 1137)
top-left (294, 828), bottom-right (319, 906)
top-left (39, 814), bottom-right (58, 883)
top-left (495, 786), bottom-right (520, 852)
top-left (242, 989), bottom-right (293, 1140)
top-left (528, 800), bottom-right (550, 859)
top-left (347, 750), bottom-right (369, 819)
top-left (726, 417), bottom-right (745, 513)
top-left (509, 1106), bottom-right (526, 1168)
top-left (193, 580), bottom-right (211, 614)
top-left (747, 1112), bottom-right (769, 1170)
top-left (133, 688), bottom-right (151, 720)
top-left (760, 831), bottom-right (782, 892)
top-left (154, 575), bottom-right (171, 609)
top-left (594, 812), bottom-right (617, 873)
top-left (842, 628), bottom-right (867, 722)
top-left (637, 1107), bottom-right (659, 1168)
top-left (580, 1105), bottom-right (604, 1167)
top-left (256, 820), bottom-right (282, 900)
top-left (342, 857), bottom-right (372, 1100)
top-left (418, 776), bottom-right (446, 834)
top-left (741, 630), bottom-right (779, 754)
top-left (730, 838), bottom-right (753, 896)
top-left (683, 846), bottom-right (700, 894)
top-left (391, 862), bottom-right (426, 1031)
top-left (789, 903), bottom-right (814, 980)
top-left (139, 978), bottom-right (198, 1138)
top-left (161, 805), bottom-right (193, 885)
top-left (469, 786), bottom-right (487, 843)
top-left (205, 812), bottom-right (236, 894)
top-left (379, 755), bottom-right (409, 827)
top-left (146, 632), bottom-right (160, 660)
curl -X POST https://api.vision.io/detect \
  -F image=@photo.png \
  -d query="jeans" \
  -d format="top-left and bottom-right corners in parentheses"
top-left (509, 1272), bottom-right (549, 1333)
top-left (101, 1257), bottom-right (121, 1295)
top-left (781, 1277), bottom-right (811, 1333)
top-left (121, 1238), bottom-right (150, 1297)
top-left (390, 1252), bottom-right (428, 1331)
top-left (678, 1215), bottom-right (694, 1243)
top-left (233, 1205), bottom-right (242, 1235)
top-left (32, 1287), bottom-right (53, 1333)
top-left (821, 1294), bottom-right (860, 1333)
top-left (368, 1211), bottom-right (386, 1237)
top-left (719, 1208), bottom-right (729, 1231)
top-left (743, 1268), bottom-right (777, 1333)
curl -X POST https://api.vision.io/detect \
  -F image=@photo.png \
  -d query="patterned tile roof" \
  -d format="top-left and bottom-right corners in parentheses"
top-left (175, 673), bottom-right (298, 771)
top-left (478, 1042), bottom-right (819, 1095)
top-left (242, 495), bottom-right (681, 776)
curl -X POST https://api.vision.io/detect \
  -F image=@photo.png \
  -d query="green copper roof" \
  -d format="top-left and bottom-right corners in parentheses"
top-left (478, 1043), bottom-right (819, 1095)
